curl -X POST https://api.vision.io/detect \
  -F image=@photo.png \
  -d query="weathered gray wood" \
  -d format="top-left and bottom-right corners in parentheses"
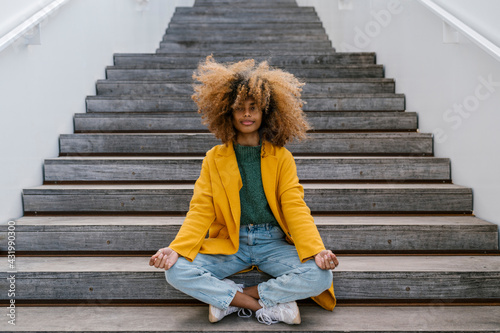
top-left (7, 216), bottom-right (497, 252)
top-left (21, 184), bottom-right (472, 213)
top-left (105, 66), bottom-right (384, 81)
top-left (59, 133), bottom-right (431, 155)
top-left (158, 41), bottom-right (332, 53)
top-left (165, 26), bottom-right (328, 36)
top-left (1, 256), bottom-right (498, 300)
top-left (174, 7), bottom-right (317, 15)
top-left (163, 34), bottom-right (329, 42)
top-left (74, 111), bottom-right (414, 132)
top-left (170, 17), bottom-right (320, 24)
top-left (85, 95), bottom-right (403, 112)
top-left (113, 53), bottom-right (377, 66)
top-left (167, 21), bottom-right (324, 30)
top-left (6, 306), bottom-right (500, 332)
top-left (96, 79), bottom-right (395, 96)
top-left (44, 155), bottom-right (448, 182)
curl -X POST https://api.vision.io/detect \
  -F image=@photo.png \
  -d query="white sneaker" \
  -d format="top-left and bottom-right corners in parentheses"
top-left (208, 279), bottom-right (251, 323)
top-left (255, 300), bottom-right (301, 325)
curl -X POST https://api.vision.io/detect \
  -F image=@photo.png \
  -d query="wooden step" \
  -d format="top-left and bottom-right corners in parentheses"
top-left (85, 95), bottom-right (403, 112)
top-left (165, 26), bottom-right (328, 35)
top-left (96, 79), bottom-right (394, 95)
top-left (44, 156), bottom-right (447, 183)
top-left (169, 16), bottom-right (322, 24)
top-left (74, 111), bottom-right (415, 132)
top-left (9, 216), bottom-right (497, 253)
top-left (113, 53), bottom-right (377, 66)
top-left (1, 256), bottom-right (498, 301)
top-left (163, 33), bottom-right (329, 42)
top-left (22, 184), bottom-right (472, 214)
top-left (74, 112), bottom-right (415, 133)
top-left (58, 133), bottom-right (430, 156)
top-left (175, 6), bottom-right (316, 14)
top-left (166, 22), bottom-right (325, 30)
top-left (5, 305), bottom-right (500, 332)
top-left (155, 48), bottom-right (336, 55)
top-left (158, 41), bottom-right (332, 53)
top-left (104, 66), bottom-right (384, 80)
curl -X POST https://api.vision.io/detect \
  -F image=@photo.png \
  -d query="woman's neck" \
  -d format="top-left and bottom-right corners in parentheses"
top-left (236, 132), bottom-right (260, 146)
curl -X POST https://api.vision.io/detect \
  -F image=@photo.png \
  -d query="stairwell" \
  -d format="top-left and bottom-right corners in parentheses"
top-left (2, 0), bottom-right (500, 331)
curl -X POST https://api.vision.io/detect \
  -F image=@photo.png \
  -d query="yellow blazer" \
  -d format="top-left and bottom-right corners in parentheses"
top-left (169, 140), bottom-right (336, 311)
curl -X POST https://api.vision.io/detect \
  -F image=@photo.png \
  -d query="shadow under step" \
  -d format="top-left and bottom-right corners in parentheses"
top-left (59, 133), bottom-right (431, 156)
top-left (8, 216), bottom-right (497, 253)
top-left (1, 256), bottom-right (499, 302)
top-left (22, 184), bottom-right (472, 214)
top-left (44, 156), bottom-right (448, 183)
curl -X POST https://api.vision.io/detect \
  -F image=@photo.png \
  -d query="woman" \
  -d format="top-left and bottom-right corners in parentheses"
top-left (149, 56), bottom-right (338, 325)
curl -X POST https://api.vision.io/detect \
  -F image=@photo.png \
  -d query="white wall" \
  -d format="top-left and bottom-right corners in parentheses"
top-left (0, 0), bottom-right (194, 224)
top-left (298, 0), bottom-right (500, 239)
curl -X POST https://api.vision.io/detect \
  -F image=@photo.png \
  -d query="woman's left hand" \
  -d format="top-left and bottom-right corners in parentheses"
top-left (314, 250), bottom-right (339, 270)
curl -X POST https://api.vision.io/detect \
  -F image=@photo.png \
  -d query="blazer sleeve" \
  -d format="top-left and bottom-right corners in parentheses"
top-left (277, 150), bottom-right (326, 262)
top-left (169, 155), bottom-right (216, 261)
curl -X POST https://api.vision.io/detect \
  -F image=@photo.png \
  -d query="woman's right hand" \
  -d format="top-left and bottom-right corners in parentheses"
top-left (149, 247), bottom-right (179, 270)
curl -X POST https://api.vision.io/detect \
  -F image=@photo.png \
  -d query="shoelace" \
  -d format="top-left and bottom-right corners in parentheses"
top-left (237, 308), bottom-right (253, 318)
top-left (256, 311), bottom-right (278, 325)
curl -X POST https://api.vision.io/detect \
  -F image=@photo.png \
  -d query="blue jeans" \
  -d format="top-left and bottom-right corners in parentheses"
top-left (165, 223), bottom-right (332, 310)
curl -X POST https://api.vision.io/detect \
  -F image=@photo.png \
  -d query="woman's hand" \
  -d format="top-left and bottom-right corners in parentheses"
top-left (314, 250), bottom-right (339, 270)
top-left (149, 247), bottom-right (179, 270)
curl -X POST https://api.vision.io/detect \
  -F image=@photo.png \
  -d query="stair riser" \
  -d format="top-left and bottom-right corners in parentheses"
top-left (113, 54), bottom-right (376, 66)
top-left (58, 133), bottom-right (431, 155)
top-left (166, 22), bottom-right (324, 30)
top-left (86, 96), bottom-right (402, 112)
top-left (74, 113), bottom-right (416, 132)
top-left (156, 49), bottom-right (337, 55)
top-left (163, 34), bottom-right (329, 42)
top-left (175, 7), bottom-right (316, 14)
top-left (96, 81), bottom-right (394, 96)
top-left (43, 157), bottom-right (449, 182)
top-left (158, 42), bottom-right (332, 52)
top-left (11, 225), bottom-right (496, 252)
top-left (22, 188), bottom-right (472, 213)
top-left (169, 17), bottom-right (321, 24)
top-left (2, 270), bottom-right (497, 301)
top-left (105, 67), bottom-right (384, 80)
top-left (165, 27), bottom-right (327, 35)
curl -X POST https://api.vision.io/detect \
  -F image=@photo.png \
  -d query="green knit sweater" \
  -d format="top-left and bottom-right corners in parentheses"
top-left (234, 143), bottom-right (279, 226)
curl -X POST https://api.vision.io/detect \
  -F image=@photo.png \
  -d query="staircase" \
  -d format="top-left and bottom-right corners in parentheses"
top-left (2, 0), bottom-right (500, 331)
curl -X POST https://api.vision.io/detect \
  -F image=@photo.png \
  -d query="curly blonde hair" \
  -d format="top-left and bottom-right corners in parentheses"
top-left (192, 56), bottom-right (310, 147)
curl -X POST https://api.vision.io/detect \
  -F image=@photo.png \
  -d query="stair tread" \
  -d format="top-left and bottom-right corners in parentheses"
top-left (24, 183), bottom-right (470, 192)
top-left (5, 306), bottom-right (500, 332)
top-left (13, 215), bottom-right (496, 228)
top-left (3, 255), bottom-right (499, 272)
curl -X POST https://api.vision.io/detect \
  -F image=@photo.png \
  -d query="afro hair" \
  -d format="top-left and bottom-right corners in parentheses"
top-left (192, 55), bottom-right (311, 147)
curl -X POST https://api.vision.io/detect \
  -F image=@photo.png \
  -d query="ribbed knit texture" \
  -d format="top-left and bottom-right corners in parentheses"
top-left (234, 143), bottom-right (278, 226)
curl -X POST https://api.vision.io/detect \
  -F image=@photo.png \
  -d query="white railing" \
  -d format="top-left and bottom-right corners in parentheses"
top-left (418, 0), bottom-right (500, 63)
top-left (0, 0), bottom-right (70, 53)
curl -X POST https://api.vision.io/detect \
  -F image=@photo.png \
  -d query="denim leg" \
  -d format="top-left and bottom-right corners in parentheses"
top-left (250, 225), bottom-right (333, 308)
top-left (165, 251), bottom-right (250, 310)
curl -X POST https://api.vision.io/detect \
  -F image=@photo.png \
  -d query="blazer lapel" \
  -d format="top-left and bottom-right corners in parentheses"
top-left (215, 142), bottom-right (242, 226)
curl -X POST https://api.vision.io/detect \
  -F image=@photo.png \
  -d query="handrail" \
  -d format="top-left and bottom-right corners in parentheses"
top-left (418, 0), bottom-right (500, 63)
top-left (0, 0), bottom-right (69, 53)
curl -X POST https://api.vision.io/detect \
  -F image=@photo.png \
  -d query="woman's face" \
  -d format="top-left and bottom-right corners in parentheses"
top-left (232, 98), bottom-right (263, 137)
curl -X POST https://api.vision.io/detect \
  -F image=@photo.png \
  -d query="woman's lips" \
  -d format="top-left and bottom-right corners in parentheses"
top-left (241, 120), bottom-right (254, 125)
